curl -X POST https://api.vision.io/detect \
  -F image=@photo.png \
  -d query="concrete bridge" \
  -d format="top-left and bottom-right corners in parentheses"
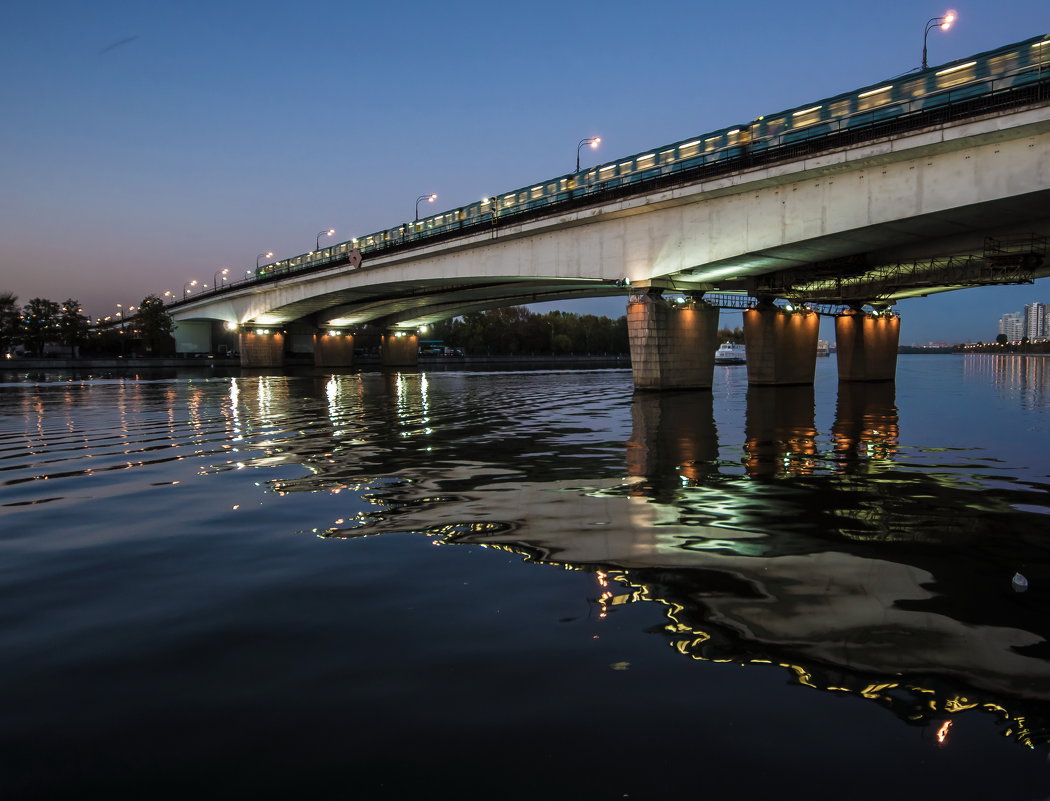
top-left (171, 67), bottom-right (1050, 388)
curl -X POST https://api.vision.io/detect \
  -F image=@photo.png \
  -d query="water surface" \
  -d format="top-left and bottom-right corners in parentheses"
top-left (2, 355), bottom-right (1049, 799)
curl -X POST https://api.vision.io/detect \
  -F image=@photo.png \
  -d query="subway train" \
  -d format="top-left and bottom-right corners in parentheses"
top-left (255, 33), bottom-right (1049, 282)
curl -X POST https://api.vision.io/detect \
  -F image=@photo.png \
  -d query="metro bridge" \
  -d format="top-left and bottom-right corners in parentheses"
top-left (169, 33), bottom-right (1050, 388)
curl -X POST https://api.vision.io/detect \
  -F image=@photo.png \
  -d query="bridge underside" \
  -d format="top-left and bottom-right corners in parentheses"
top-left (171, 100), bottom-right (1050, 384)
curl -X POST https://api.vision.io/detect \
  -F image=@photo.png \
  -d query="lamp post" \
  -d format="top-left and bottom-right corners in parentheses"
top-left (415, 194), bottom-right (437, 221)
top-left (922, 10), bottom-right (957, 70)
top-left (245, 269), bottom-right (255, 281)
top-left (316, 229), bottom-right (335, 250)
top-left (183, 280), bottom-right (198, 300)
top-left (256, 252), bottom-right (274, 270)
top-left (576, 137), bottom-right (601, 173)
top-left (214, 267), bottom-right (230, 290)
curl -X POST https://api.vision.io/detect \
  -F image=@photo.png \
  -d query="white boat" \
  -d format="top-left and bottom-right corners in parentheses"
top-left (817, 340), bottom-right (830, 357)
top-left (714, 342), bottom-right (746, 364)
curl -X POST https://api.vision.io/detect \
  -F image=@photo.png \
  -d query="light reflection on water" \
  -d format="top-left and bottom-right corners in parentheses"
top-left (2, 357), bottom-right (1050, 799)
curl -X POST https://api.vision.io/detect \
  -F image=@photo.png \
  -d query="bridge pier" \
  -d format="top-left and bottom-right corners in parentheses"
top-left (313, 331), bottom-right (355, 368)
top-left (627, 291), bottom-right (719, 390)
top-left (239, 330), bottom-right (285, 368)
top-left (835, 308), bottom-right (900, 382)
top-left (381, 333), bottom-right (419, 368)
top-left (743, 304), bottom-right (819, 385)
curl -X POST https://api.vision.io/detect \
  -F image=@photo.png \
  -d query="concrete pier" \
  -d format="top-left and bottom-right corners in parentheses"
top-left (627, 292), bottom-right (719, 390)
top-left (381, 333), bottom-right (419, 367)
top-left (313, 332), bottom-right (355, 368)
top-left (239, 330), bottom-right (285, 368)
top-left (835, 309), bottom-right (900, 382)
top-left (743, 305), bottom-right (819, 386)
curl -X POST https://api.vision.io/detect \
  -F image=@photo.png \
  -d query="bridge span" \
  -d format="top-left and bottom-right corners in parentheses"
top-left (170, 35), bottom-right (1050, 387)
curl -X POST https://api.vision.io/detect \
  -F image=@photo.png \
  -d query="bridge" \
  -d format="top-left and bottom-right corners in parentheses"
top-left (169, 34), bottom-right (1050, 388)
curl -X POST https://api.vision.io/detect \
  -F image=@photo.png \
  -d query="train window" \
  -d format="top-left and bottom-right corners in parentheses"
top-left (559, 178), bottom-right (571, 191)
top-left (936, 61), bottom-right (976, 88)
top-left (599, 165), bottom-right (616, 179)
top-left (857, 86), bottom-right (892, 111)
top-left (678, 140), bottom-right (700, 157)
top-left (502, 194), bottom-right (515, 208)
top-left (726, 129), bottom-right (742, 145)
top-left (988, 52), bottom-right (1018, 75)
top-left (636, 153), bottom-right (655, 169)
top-left (546, 183), bottom-right (558, 194)
top-left (901, 78), bottom-right (927, 97)
top-left (530, 185), bottom-right (544, 200)
top-left (703, 136), bottom-right (720, 153)
top-left (764, 117), bottom-right (786, 136)
top-left (618, 160), bottom-right (633, 174)
top-left (791, 105), bottom-right (822, 128)
top-left (659, 148), bottom-right (676, 164)
top-left (828, 99), bottom-right (850, 117)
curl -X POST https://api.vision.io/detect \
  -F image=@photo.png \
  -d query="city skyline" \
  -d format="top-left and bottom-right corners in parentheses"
top-left (2, 0), bottom-right (1048, 343)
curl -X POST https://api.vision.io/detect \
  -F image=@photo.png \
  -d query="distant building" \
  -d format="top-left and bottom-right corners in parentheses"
top-left (999, 311), bottom-right (1025, 341)
top-left (1024, 302), bottom-right (1047, 340)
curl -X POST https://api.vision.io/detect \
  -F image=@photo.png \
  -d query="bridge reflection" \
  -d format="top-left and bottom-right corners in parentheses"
top-left (255, 374), bottom-right (1050, 751)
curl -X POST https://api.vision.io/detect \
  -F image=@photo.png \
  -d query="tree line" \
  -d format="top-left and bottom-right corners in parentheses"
top-left (424, 308), bottom-right (629, 355)
top-left (0, 292), bottom-right (174, 357)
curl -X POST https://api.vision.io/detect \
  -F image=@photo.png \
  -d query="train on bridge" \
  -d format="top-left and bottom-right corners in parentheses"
top-left (248, 33), bottom-right (1049, 287)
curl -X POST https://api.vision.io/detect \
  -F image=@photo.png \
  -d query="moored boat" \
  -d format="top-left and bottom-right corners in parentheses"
top-left (714, 342), bottom-right (746, 364)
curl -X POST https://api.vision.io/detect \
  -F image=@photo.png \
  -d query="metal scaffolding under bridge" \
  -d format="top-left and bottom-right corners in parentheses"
top-left (747, 235), bottom-right (1046, 306)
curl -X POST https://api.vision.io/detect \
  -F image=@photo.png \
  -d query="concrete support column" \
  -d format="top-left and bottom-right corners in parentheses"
top-left (835, 309), bottom-right (900, 382)
top-left (627, 292), bottom-right (719, 390)
top-left (313, 332), bottom-right (355, 368)
top-left (743, 305), bottom-right (819, 385)
top-left (239, 330), bottom-right (285, 368)
top-left (381, 333), bottom-right (419, 367)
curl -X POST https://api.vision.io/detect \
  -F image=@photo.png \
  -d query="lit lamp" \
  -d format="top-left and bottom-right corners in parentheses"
top-left (214, 267), bottom-right (230, 290)
top-left (576, 137), bottom-right (601, 172)
top-left (183, 280), bottom-right (198, 300)
top-left (256, 252), bottom-right (274, 269)
top-left (923, 10), bottom-right (957, 70)
top-left (316, 229), bottom-right (335, 250)
top-left (415, 194), bottom-right (437, 221)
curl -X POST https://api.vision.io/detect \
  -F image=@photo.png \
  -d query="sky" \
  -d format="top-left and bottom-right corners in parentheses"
top-left (1, 0), bottom-right (1047, 344)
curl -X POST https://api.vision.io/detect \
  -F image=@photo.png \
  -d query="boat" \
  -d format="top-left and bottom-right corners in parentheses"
top-left (714, 342), bottom-right (746, 364)
top-left (817, 340), bottom-right (831, 357)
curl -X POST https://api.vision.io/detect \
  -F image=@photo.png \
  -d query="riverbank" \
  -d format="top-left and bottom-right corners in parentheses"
top-left (0, 353), bottom-right (630, 372)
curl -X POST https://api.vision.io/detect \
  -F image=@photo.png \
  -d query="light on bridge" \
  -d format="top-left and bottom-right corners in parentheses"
top-left (923, 10), bottom-right (958, 70)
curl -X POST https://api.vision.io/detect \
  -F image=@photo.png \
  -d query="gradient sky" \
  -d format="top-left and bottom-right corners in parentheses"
top-left (1, 0), bottom-right (1046, 344)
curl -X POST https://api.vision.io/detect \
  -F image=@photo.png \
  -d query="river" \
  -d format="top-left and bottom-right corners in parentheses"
top-left (2, 355), bottom-right (1049, 799)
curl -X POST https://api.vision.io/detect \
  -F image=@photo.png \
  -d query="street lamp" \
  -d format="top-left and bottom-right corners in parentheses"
top-left (183, 280), bottom-right (198, 300)
top-left (257, 252), bottom-right (274, 269)
top-left (316, 229), bottom-right (335, 250)
top-left (415, 194), bottom-right (437, 221)
top-left (576, 137), bottom-right (601, 173)
top-left (214, 267), bottom-right (230, 290)
top-left (922, 10), bottom-right (957, 70)
top-left (245, 269), bottom-right (255, 281)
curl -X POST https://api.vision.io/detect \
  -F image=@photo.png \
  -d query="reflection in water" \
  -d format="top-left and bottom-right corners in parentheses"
top-left (3, 365), bottom-right (1050, 765)
top-left (743, 385), bottom-right (818, 477)
top-left (287, 375), bottom-right (1050, 752)
top-left (965, 354), bottom-right (1050, 414)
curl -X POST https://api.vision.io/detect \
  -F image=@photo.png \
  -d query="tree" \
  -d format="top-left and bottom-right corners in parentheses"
top-left (0, 292), bottom-right (20, 355)
top-left (136, 294), bottom-right (175, 354)
top-left (21, 298), bottom-right (61, 356)
top-left (995, 333), bottom-right (1008, 345)
top-left (58, 299), bottom-right (90, 358)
